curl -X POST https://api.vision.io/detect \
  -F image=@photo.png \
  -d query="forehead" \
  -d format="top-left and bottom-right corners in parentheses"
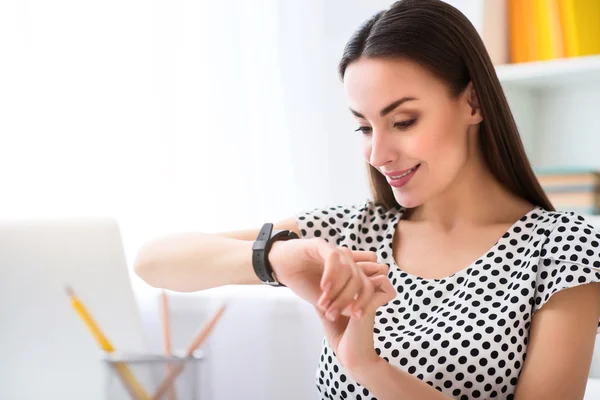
top-left (343, 57), bottom-right (445, 111)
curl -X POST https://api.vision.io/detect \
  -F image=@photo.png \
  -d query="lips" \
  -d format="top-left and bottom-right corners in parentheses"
top-left (383, 164), bottom-right (421, 188)
top-left (383, 164), bottom-right (421, 179)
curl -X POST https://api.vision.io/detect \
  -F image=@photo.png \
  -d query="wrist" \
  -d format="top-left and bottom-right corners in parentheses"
top-left (251, 225), bottom-right (298, 287)
top-left (267, 240), bottom-right (286, 283)
top-left (350, 356), bottom-right (387, 387)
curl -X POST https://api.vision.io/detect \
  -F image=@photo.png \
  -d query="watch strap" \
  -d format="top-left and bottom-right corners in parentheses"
top-left (252, 223), bottom-right (299, 286)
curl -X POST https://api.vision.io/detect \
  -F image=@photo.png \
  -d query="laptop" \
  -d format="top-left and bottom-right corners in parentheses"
top-left (0, 216), bottom-right (148, 399)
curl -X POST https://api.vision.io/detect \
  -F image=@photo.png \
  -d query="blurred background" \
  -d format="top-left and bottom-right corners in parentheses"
top-left (1, 0), bottom-right (600, 399)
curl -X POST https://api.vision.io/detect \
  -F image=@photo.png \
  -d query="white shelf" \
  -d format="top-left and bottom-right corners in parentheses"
top-left (496, 55), bottom-right (600, 89)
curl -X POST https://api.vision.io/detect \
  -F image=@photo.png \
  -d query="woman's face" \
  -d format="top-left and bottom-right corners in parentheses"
top-left (343, 57), bottom-right (482, 208)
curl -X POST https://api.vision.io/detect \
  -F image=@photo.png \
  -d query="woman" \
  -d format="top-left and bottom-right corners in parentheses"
top-left (134, 1), bottom-right (600, 399)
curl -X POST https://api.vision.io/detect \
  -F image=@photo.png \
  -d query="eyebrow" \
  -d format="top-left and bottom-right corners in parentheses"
top-left (349, 97), bottom-right (418, 119)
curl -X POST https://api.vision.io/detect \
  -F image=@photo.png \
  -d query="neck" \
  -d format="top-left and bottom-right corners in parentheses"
top-left (406, 134), bottom-right (532, 231)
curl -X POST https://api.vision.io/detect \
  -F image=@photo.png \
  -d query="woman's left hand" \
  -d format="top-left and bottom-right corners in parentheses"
top-left (315, 248), bottom-right (397, 374)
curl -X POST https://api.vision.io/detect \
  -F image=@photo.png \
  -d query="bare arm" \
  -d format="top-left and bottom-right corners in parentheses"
top-left (133, 218), bottom-right (300, 292)
top-left (513, 282), bottom-right (600, 400)
top-left (353, 359), bottom-right (454, 400)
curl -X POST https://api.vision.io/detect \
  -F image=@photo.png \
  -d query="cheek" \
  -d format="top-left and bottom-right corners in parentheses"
top-left (409, 133), bottom-right (437, 161)
top-left (421, 113), bottom-right (468, 167)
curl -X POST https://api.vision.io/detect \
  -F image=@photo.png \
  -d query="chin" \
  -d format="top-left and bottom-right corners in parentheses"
top-left (392, 190), bottom-right (425, 209)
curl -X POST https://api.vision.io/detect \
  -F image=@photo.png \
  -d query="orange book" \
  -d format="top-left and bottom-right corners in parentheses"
top-left (509, 0), bottom-right (537, 63)
top-left (508, 0), bottom-right (526, 63)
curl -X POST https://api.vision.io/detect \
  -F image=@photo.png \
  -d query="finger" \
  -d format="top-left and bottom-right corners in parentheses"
top-left (323, 249), bottom-right (363, 321)
top-left (349, 266), bottom-right (374, 319)
top-left (306, 239), bottom-right (377, 265)
top-left (349, 250), bottom-right (377, 263)
top-left (357, 261), bottom-right (389, 277)
top-left (369, 275), bottom-right (397, 309)
top-left (339, 252), bottom-right (374, 317)
top-left (318, 250), bottom-right (352, 310)
top-left (338, 260), bottom-right (383, 316)
top-left (313, 240), bottom-right (344, 291)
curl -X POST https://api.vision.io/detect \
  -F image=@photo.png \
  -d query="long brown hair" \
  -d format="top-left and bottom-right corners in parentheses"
top-left (338, 0), bottom-right (554, 211)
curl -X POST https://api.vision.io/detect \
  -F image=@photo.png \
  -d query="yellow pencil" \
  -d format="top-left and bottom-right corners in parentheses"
top-left (65, 286), bottom-right (150, 400)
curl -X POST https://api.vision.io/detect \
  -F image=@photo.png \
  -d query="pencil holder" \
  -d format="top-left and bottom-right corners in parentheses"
top-left (103, 353), bottom-right (204, 400)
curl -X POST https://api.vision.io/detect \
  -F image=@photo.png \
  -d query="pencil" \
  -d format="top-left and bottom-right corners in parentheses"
top-left (65, 286), bottom-right (150, 400)
top-left (150, 304), bottom-right (227, 400)
top-left (160, 291), bottom-right (177, 400)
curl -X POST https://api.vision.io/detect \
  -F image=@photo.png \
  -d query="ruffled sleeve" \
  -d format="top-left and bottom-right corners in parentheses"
top-left (533, 213), bottom-right (600, 320)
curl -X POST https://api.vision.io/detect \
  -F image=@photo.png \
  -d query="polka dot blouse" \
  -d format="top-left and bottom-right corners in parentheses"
top-left (295, 199), bottom-right (600, 400)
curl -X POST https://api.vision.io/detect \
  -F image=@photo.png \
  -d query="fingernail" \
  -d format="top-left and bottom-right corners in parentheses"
top-left (317, 294), bottom-right (326, 306)
top-left (354, 309), bottom-right (363, 319)
top-left (320, 299), bottom-right (331, 310)
top-left (327, 309), bottom-right (339, 321)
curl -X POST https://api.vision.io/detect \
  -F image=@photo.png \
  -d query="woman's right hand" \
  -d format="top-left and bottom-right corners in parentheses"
top-left (268, 238), bottom-right (389, 321)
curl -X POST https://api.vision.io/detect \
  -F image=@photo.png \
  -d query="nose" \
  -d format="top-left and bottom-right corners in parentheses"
top-left (368, 129), bottom-right (397, 168)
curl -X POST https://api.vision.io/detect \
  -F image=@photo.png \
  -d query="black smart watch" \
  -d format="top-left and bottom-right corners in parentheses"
top-left (252, 223), bottom-right (299, 287)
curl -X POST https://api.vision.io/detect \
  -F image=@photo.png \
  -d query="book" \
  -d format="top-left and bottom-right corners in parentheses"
top-left (482, 0), bottom-right (509, 65)
top-left (509, 0), bottom-right (537, 63)
top-left (558, 0), bottom-right (600, 58)
top-left (536, 168), bottom-right (600, 214)
top-left (537, 171), bottom-right (600, 188)
top-left (558, 0), bottom-right (579, 57)
top-left (508, 0), bottom-right (600, 63)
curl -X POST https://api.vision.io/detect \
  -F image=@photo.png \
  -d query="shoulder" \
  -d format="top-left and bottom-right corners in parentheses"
top-left (515, 211), bottom-right (600, 398)
top-left (295, 198), bottom-right (401, 245)
top-left (529, 208), bottom-right (600, 315)
top-left (535, 208), bottom-right (600, 266)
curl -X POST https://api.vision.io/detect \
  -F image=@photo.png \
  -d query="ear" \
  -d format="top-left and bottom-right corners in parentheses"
top-left (463, 81), bottom-right (483, 124)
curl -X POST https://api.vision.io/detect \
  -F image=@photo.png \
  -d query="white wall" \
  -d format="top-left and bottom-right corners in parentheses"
top-left (537, 85), bottom-right (600, 168)
top-left (275, 0), bottom-right (398, 208)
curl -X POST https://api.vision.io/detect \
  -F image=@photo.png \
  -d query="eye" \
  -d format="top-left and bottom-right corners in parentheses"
top-left (394, 119), bottom-right (417, 130)
top-left (354, 126), bottom-right (373, 135)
